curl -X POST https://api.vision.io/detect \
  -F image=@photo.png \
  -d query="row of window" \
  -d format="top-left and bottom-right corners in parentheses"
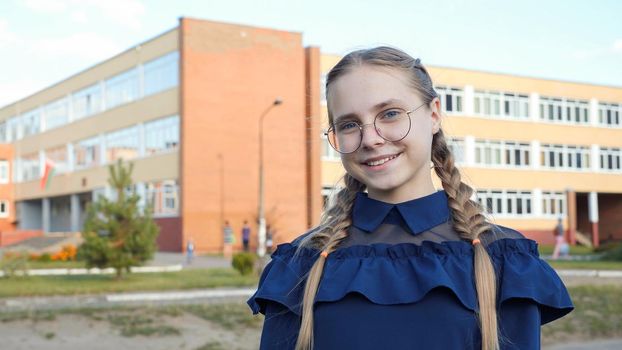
top-left (0, 51), bottom-right (179, 143)
top-left (476, 190), bottom-right (565, 218)
top-left (400, 85), bottom-right (621, 127)
top-left (449, 138), bottom-right (621, 172)
top-left (321, 135), bottom-right (621, 172)
top-left (14, 115), bottom-right (179, 183)
top-left (540, 97), bottom-right (589, 124)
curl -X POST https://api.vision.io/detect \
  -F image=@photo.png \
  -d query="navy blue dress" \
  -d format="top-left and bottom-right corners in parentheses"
top-left (248, 190), bottom-right (574, 349)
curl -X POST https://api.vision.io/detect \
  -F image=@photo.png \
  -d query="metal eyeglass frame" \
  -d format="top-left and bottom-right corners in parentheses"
top-left (324, 102), bottom-right (427, 154)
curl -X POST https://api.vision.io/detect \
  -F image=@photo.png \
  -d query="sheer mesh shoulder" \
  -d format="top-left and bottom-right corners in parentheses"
top-left (479, 224), bottom-right (527, 246)
top-left (340, 221), bottom-right (527, 248)
top-left (341, 221), bottom-right (461, 248)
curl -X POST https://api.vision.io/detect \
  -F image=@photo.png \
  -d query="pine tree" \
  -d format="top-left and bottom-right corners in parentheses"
top-left (79, 159), bottom-right (160, 279)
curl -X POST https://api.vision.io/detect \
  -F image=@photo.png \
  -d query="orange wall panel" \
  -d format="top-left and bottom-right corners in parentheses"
top-left (180, 18), bottom-right (309, 252)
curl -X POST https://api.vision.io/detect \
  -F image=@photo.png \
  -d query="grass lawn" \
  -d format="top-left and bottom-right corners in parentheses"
top-left (0, 268), bottom-right (259, 298)
top-left (548, 260), bottom-right (622, 271)
top-left (538, 244), bottom-right (596, 256)
top-left (542, 285), bottom-right (622, 344)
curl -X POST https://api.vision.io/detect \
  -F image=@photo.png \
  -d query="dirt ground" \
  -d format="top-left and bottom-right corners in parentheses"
top-left (0, 308), bottom-right (262, 350)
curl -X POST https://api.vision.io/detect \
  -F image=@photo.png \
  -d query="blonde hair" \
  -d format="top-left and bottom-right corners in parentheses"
top-left (295, 46), bottom-right (498, 350)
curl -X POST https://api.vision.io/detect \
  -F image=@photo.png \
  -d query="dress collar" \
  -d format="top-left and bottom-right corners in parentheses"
top-left (352, 190), bottom-right (450, 235)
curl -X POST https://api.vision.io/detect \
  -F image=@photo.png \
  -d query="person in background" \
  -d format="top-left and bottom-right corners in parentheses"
top-left (242, 220), bottom-right (251, 252)
top-left (552, 217), bottom-right (566, 260)
top-left (186, 237), bottom-right (195, 265)
top-left (223, 221), bottom-right (234, 260)
top-left (266, 224), bottom-right (274, 255)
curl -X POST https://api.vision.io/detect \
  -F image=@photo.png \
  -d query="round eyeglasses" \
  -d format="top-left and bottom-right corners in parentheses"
top-left (324, 103), bottom-right (426, 154)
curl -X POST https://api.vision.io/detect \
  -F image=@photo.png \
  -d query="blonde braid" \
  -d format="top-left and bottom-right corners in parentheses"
top-left (432, 129), bottom-right (499, 350)
top-left (295, 173), bottom-right (365, 350)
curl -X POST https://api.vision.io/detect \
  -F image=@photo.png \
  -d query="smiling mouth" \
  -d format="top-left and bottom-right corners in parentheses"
top-left (363, 153), bottom-right (402, 166)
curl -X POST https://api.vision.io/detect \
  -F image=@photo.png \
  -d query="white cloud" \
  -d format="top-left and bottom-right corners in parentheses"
top-left (86, 0), bottom-right (146, 30)
top-left (21, 0), bottom-right (146, 29)
top-left (23, 0), bottom-right (68, 13)
top-left (612, 39), bottom-right (622, 53)
top-left (71, 10), bottom-right (88, 23)
top-left (0, 20), bottom-right (18, 47)
top-left (31, 32), bottom-right (123, 61)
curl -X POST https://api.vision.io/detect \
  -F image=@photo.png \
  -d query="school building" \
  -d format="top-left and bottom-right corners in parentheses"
top-left (0, 18), bottom-right (620, 253)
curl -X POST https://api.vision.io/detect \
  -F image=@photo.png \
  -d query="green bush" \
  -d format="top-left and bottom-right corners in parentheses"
top-left (601, 242), bottom-right (622, 261)
top-left (38, 253), bottom-right (52, 262)
top-left (232, 252), bottom-right (256, 276)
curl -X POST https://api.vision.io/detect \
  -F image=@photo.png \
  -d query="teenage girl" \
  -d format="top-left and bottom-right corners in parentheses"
top-left (248, 46), bottom-right (573, 350)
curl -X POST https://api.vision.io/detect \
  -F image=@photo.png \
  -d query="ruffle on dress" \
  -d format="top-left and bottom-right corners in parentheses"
top-left (247, 238), bottom-right (573, 325)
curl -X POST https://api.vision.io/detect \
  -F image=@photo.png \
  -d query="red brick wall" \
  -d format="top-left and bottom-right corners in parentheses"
top-left (179, 18), bottom-right (309, 253)
top-left (0, 144), bottom-right (16, 233)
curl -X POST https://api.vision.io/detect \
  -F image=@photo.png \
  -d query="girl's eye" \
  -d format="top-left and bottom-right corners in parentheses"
top-left (380, 109), bottom-right (403, 120)
top-left (336, 121), bottom-right (359, 132)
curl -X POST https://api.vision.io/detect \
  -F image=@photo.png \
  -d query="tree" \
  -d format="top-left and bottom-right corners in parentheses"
top-left (79, 159), bottom-right (160, 279)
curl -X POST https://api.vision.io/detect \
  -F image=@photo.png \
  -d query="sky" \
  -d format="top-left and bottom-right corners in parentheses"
top-left (0, 0), bottom-right (621, 108)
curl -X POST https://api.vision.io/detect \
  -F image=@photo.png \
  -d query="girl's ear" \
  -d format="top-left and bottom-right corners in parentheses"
top-left (429, 97), bottom-right (442, 134)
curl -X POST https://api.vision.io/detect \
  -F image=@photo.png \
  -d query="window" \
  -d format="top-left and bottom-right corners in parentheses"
top-left (20, 153), bottom-right (40, 182)
top-left (106, 126), bottom-right (140, 163)
top-left (145, 179), bottom-right (179, 216)
top-left (74, 136), bottom-right (101, 169)
top-left (500, 93), bottom-right (529, 119)
top-left (435, 86), bottom-right (463, 113)
top-left (144, 115), bottom-right (179, 155)
top-left (540, 144), bottom-right (590, 170)
top-left (474, 140), bottom-right (530, 167)
top-left (474, 91), bottom-right (502, 117)
top-left (105, 68), bottom-right (139, 109)
top-left (447, 138), bottom-right (465, 164)
top-left (73, 83), bottom-right (102, 120)
top-left (0, 200), bottom-right (8, 218)
top-left (599, 147), bottom-right (622, 171)
top-left (540, 97), bottom-right (589, 124)
top-left (0, 122), bottom-right (6, 143)
top-left (44, 98), bottom-right (69, 131)
top-left (45, 145), bottom-right (69, 174)
top-left (476, 189), bottom-right (532, 217)
top-left (0, 160), bottom-right (8, 184)
top-left (542, 191), bottom-right (566, 217)
top-left (321, 133), bottom-right (340, 160)
top-left (22, 108), bottom-right (41, 137)
top-left (598, 103), bottom-right (621, 127)
top-left (6, 116), bottom-right (21, 142)
top-left (143, 51), bottom-right (179, 96)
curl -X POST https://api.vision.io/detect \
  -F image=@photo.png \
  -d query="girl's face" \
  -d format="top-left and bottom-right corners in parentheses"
top-left (327, 65), bottom-right (442, 203)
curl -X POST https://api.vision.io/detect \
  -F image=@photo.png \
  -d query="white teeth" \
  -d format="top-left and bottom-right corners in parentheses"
top-left (366, 154), bottom-right (398, 166)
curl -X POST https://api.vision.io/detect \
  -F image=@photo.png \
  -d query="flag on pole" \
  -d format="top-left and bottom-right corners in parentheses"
top-left (40, 159), bottom-right (55, 190)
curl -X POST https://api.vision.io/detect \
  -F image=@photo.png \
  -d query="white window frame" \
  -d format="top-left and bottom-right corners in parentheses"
top-left (599, 147), bottom-right (622, 172)
top-left (598, 102), bottom-right (622, 127)
top-left (0, 160), bottom-right (9, 184)
top-left (542, 191), bottom-right (566, 218)
top-left (436, 86), bottom-right (464, 114)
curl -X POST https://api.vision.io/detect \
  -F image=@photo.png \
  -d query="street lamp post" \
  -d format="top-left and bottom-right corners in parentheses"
top-left (257, 98), bottom-right (283, 257)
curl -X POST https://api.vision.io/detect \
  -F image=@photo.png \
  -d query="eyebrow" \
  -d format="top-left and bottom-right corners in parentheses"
top-left (333, 99), bottom-right (405, 124)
